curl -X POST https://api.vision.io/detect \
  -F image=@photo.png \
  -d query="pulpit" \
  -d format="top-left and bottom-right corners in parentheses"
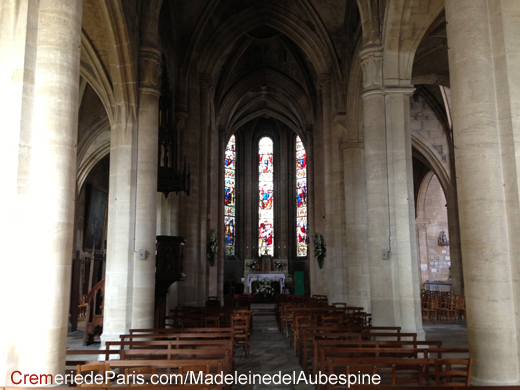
top-left (155, 235), bottom-right (185, 328)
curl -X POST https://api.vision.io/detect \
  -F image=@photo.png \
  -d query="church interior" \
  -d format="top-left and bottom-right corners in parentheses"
top-left (2, 0), bottom-right (520, 387)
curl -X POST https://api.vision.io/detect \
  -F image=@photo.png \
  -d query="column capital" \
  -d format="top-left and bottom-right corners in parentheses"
top-left (139, 46), bottom-right (162, 95)
top-left (199, 73), bottom-right (213, 92)
top-left (318, 73), bottom-right (331, 92)
top-left (360, 45), bottom-right (383, 92)
top-left (362, 85), bottom-right (415, 100)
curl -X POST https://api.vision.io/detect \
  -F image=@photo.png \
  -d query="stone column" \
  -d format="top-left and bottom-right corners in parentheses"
top-left (0, 0), bottom-right (82, 383)
top-left (131, 47), bottom-right (161, 329)
top-left (445, 185), bottom-right (464, 294)
top-left (319, 75), bottom-right (337, 300)
top-left (415, 221), bottom-right (429, 285)
top-left (343, 143), bottom-right (371, 311)
top-left (361, 45), bottom-right (423, 337)
top-left (178, 71), bottom-right (203, 306)
top-left (200, 74), bottom-right (215, 298)
top-left (446, 0), bottom-right (520, 384)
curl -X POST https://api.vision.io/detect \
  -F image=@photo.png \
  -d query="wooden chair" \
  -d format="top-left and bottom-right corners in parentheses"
top-left (204, 316), bottom-right (221, 328)
top-left (422, 295), bottom-right (440, 322)
top-left (440, 296), bottom-right (457, 322)
top-left (124, 367), bottom-right (156, 386)
top-left (391, 363), bottom-right (424, 386)
top-left (346, 365), bottom-right (378, 387)
top-left (76, 363), bottom-right (110, 387)
top-left (435, 358), bottom-right (472, 386)
top-left (322, 315), bottom-right (343, 327)
top-left (456, 295), bottom-right (466, 322)
top-left (231, 313), bottom-right (250, 356)
top-left (234, 309), bottom-right (252, 331)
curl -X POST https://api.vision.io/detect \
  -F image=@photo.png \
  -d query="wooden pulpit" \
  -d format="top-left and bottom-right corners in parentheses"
top-left (155, 235), bottom-right (185, 328)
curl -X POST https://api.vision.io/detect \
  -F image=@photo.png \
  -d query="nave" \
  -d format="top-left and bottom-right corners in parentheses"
top-left (65, 297), bottom-right (477, 389)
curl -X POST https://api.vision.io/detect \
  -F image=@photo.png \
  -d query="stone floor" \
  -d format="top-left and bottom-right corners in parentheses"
top-left (233, 313), bottom-right (314, 390)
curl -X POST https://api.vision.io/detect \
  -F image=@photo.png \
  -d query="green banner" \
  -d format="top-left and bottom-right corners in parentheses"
top-left (295, 271), bottom-right (304, 295)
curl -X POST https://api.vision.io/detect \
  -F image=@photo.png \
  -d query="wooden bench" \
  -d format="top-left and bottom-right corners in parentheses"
top-left (322, 352), bottom-right (470, 386)
top-left (312, 340), bottom-right (443, 375)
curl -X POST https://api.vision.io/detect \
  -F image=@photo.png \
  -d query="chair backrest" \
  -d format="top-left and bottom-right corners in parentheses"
top-left (124, 367), bottom-right (156, 386)
top-left (435, 358), bottom-right (472, 386)
top-left (345, 365), bottom-right (377, 386)
top-left (76, 363), bottom-right (110, 387)
top-left (391, 363), bottom-right (424, 385)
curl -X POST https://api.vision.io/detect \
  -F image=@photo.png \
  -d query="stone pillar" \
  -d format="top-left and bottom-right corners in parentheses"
top-left (178, 72), bottom-right (203, 306)
top-left (343, 143), bottom-right (371, 311)
top-left (0, 0), bottom-right (82, 383)
top-left (415, 221), bottom-right (429, 285)
top-left (319, 75), bottom-right (337, 300)
top-left (445, 185), bottom-right (464, 294)
top-left (200, 74), bottom-right (215, 298)
top-left (361, 45), bottom-right (423, 337)
top-left (446, 0), bottom-right (520, 384)
top-left (131, 47), bottom-right (161, 329)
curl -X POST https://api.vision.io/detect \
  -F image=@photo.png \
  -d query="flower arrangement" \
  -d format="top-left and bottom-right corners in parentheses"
top-left (274, 261), bottom-right (284, 271)
top-left (313, 233), bottom-right (326, 269)
top-left (207, 229), bottom-right (217, 267)
top-left (248, 260), bottom-right (258, 271)
top-left (255, 278), bottom-right (275, 297)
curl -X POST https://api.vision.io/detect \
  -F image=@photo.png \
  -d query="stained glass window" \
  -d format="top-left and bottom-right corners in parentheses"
top-left (258, 137), bottom-right (274, 256)
top-left (224, 135), bottom-right (236, 255)
top-left (296, 136), bottom-right (308, 256)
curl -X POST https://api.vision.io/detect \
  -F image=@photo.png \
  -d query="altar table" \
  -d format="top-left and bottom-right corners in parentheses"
top-left (247, 273), bottom-right (286, 293)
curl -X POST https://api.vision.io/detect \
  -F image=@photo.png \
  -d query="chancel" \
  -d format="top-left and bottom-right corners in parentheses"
top-left (1, 0), bottom-right (520, 387)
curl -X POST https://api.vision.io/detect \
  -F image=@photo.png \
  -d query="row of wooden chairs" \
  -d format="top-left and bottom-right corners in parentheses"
top-left (69, 309), bottom-right (253, 388)
top-left (326, 358), bottom-right (472, 388)
top-left (280, 298), bottom-right (472, 387)
top-left (422, 294), bottom-right (466, 322)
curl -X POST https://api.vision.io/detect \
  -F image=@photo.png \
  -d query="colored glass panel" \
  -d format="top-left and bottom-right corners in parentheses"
top-left (296, 136), bottom-right (308, 256)
top-left (259, 137), bottom-right (274, 256)
top-left (224, 135), bottom-right (236, 255)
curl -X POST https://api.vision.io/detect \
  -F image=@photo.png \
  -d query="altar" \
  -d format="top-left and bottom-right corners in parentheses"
top-left (243, 257), bottom-right (288, 294)
top-left (245, 273), bottom-right (286, 293)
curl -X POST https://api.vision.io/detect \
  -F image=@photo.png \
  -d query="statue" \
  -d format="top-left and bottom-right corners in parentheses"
top-left (438, 231), bottom-right (449, 246)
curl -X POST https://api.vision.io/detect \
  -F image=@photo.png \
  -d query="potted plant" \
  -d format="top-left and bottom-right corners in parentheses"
top-left (313, 233), bottom-right (326, 269)
top-left (255, 278), bottom-right (275, 297)
top-left (274, 260), bottom-right (284, 271)
top-left (248, 260), bottom-right (258, 271)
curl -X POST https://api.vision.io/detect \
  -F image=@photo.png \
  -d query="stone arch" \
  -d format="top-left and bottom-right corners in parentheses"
top-left (77, 139), bottom-right (110, 194)
top-left (77, 115), bottom-right (111, 193)
top-left (416, 170), bottom-right (435, 221)
top-left (345, 40), bottom-right (364, 142)
top-left (229, 95), bottom-right (301, 131)
top-left (218, 68), bottom-right (314, 130)
top-left (96, 0), bottom-right (138, 110)
top-left (80, 32), bottom-right (115, 125)
top-left (382, 0), bottom-right (444, 84)
top-left (412, 136), bottom-right (450, 194)
top-left (356, 0), bottom-right (382, 46)
top-left (230, 109), bottom-right (304, 140)
top-left (194, 4), bottom-right (334, 84)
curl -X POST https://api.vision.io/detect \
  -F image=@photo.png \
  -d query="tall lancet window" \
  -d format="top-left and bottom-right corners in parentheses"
top-left (224, 135), bottom-right (236, 255)
top-left (296, 136), bottom-right (308, 256)
top-left (258, 137), bottom-right (274, 256)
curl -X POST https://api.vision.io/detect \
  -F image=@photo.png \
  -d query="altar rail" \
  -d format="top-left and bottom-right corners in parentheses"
top-left (424, 281), bottom-right (452, 292)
